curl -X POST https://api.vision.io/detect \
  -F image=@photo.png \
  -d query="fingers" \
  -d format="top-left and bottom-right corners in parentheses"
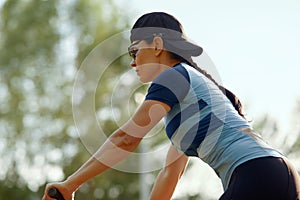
top-left (42, 182), bottom-right (74, 200)
top-left (42, 184), bottom-right (56, 200)
top-left (42, 193), bottom-right (54, 200)
top-left (43, 183), bottom-right (64, 200)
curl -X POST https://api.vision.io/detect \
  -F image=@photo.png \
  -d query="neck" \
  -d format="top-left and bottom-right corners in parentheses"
top-left (158, 51), bottom-right (181, 68)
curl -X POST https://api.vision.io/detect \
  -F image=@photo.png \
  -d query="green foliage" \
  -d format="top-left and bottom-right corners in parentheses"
top-left (0, 1), bottom-right (66, 198)
top-left (0, 0), bottom-right (59, 67)
top-left (0, 0), bottom-right (141, 199)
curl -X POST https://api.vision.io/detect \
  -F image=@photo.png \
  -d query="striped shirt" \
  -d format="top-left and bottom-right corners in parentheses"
top-left (145, 63), bottom-right (283, 189)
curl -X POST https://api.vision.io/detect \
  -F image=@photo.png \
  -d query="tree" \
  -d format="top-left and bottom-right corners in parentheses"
top-left (0, 0), bottom-right (147, 199)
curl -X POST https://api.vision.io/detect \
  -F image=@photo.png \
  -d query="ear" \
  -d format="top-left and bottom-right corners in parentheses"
top-left (153, 36), bottom-right (164, 56)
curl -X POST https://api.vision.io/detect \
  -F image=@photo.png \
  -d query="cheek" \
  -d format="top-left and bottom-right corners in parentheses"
top-left (135, 56), bottom-right (143, 65)
top-left (136, 50), bottom-right (156, 65)
top-left (136, 56), bottom-right (149, 65)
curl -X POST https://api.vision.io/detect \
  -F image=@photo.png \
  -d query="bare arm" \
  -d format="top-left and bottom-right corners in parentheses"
top-left (43, 100), bottom-right (170, 200)
top-left (150, 145), bottom-right (189, 200)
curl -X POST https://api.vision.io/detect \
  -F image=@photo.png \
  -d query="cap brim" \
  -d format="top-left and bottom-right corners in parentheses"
top-left (130, 27), bottom-right (203, 57)
top-left (165, 39), bottom-right (203, 57)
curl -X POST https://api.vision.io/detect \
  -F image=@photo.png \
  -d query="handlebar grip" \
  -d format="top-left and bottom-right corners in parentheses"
top-left (48, 187), bottom-right (65, 200)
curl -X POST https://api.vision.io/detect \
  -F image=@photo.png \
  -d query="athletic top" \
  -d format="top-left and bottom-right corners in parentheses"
top-left (145, 63), bottom-right (283, 189)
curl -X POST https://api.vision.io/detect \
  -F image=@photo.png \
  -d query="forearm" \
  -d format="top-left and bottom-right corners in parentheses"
top-left (150, 146), bottom-right (189, 200)
top-left (65, 129), bottom-right (141, 192)
top-left (43, 100), bottom-right (170, 200)
top-left (150, 168), bottom-right (180, 200)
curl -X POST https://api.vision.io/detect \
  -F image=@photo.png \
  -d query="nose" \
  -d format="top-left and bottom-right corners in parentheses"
top-left (130, 59), bottom-right (136, 67)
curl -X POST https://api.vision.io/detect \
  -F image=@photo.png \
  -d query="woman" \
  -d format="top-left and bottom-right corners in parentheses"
top-left (43, 12), bottom-right (300, 200)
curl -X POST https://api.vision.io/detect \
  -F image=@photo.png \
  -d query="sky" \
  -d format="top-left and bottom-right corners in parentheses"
top-left (113, 0), bottom-right (300, 198)
top-left (114, 0), bottom-right (300, 136)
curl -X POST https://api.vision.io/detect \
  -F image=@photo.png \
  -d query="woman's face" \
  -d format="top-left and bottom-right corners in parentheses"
top-left (128, 40), bottom-right (162, 83)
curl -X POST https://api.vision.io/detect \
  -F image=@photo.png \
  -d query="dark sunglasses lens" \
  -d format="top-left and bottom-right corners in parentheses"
top-left (129, 49), bottom-right (138, 59)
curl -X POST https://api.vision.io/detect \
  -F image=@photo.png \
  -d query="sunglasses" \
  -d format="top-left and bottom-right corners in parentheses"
top-left (128, 40), bottom-right (142, 60)
top-left (128, 34), bottom-right (164, 59)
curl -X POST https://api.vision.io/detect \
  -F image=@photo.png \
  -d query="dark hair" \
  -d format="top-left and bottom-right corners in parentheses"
top-left (131, 12), bottom-right (246, 119)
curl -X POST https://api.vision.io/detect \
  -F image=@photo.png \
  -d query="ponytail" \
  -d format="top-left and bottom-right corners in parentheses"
top-left (183, 58), bottom-right (246, 119)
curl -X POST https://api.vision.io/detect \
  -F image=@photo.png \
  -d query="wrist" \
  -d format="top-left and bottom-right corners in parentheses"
top-left (64, 175), bottom-right (82, 193)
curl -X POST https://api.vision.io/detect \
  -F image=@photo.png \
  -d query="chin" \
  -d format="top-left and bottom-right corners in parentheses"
top-left (139, 79), bottom-right (149, 84)
top-left (139, 77), bottom-right (152, 83)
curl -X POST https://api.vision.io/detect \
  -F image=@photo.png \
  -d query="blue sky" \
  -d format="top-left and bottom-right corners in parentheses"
top-left (115, 0), bottom-right (300, 136)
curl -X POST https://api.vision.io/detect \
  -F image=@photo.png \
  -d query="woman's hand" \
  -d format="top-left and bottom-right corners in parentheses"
top-left (42, 181), bottom-right (74, 200)
top-left (42, 100), bottom-right (170, 200)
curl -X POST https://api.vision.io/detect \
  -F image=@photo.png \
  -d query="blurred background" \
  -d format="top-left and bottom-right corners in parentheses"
top-left (0, 0), bottom-right (299, 199)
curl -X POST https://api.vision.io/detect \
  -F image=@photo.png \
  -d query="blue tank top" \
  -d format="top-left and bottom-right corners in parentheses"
top-left (145, 63), bottom-right (283, 189)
